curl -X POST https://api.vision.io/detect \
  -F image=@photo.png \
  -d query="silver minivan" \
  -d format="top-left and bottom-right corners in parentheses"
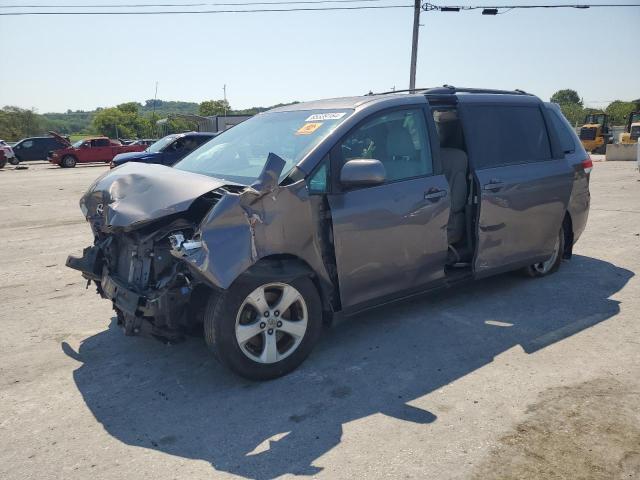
top-left (68, 87), bottom-right (591, 380)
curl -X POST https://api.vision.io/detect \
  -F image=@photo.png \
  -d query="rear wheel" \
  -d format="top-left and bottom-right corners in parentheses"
top-left (61, 155), bottom-right (76, 168)
top-left (9, 157), bottom-right (19, 165)
top-left (204, 273), bottom-right (322, 380)
top-left (523, 225), bottom-right (564, 277)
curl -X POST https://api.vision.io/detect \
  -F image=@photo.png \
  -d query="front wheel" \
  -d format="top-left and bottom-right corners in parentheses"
top-left (9, 157), bottom-right (19, 165)
top-left (61, 155), bottom-right (76, 168)
top-left (204, 273), bottom-right (322, 380)
top-left (523, 225), bottom-right (565, 277)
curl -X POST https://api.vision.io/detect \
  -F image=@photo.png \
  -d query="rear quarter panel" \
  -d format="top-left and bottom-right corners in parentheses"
top-left (548, 104), bottom-right (590, 245)
top-left (567, 161), bottom-right (590, 245)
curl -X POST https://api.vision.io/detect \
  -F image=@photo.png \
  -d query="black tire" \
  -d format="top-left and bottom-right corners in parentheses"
top-left (9, 157), bottom-right (19, 165)
top-left (523, 224), bottom-right (565, 278)
top-left (61, 155), bottom-right (76, 168)
top-left (0, 157), bottom-right (6, 169)
top-left (204, 272), bottom-right (322, 380)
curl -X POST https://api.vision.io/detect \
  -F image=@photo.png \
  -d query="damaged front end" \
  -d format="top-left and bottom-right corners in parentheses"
top-left (67, 156), bottom-right (334, 342)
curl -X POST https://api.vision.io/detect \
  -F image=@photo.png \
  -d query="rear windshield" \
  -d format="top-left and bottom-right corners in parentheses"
top-left (174, 109), bottom-right (352, 184)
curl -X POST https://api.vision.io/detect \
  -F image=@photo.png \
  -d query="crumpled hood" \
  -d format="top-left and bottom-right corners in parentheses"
top-left (80, 162), bottom-right (229, 230)
top-left (112, 150), bottom-right (160, 165)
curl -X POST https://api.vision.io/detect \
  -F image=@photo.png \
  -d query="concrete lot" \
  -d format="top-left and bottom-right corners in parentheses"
top-left (1, 161), bottom-right (639, 480)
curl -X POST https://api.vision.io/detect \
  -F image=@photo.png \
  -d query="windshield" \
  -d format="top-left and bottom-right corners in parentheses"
top-left (72, 140), bottom-right (84, 148)
top-left (586, 114), bottom-right (605, 125)
top-left (146, 135), bottom-right (178, 153)
top-left (174, 109), bottom-right (352, 184)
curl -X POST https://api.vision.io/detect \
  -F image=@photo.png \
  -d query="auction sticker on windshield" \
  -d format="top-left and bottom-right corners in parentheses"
top-left (296, 123), bottom-right (323, 135)
top-left (305, 112), bottom-right (347, 122)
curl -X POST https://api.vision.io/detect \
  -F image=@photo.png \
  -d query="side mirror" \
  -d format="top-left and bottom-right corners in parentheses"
top-left (340, 159), bottom-right (386, 187)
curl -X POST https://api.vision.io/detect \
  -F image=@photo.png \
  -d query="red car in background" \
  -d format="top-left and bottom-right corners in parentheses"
top-left (47, 133), bottom-right (146, 168)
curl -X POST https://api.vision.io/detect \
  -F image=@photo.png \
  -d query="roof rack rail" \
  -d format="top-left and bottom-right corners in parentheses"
top-left (365, 85), bottom-right (532, 97)
top-left (424, 85), bottom-right (532, 96)
top-left (366, 84), bottom-right (532, 96)
top-left (365, 87), bottom-right (434, 96)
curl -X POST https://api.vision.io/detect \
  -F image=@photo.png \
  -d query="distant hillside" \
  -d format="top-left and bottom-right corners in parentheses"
top-left (138, 99), bottom-right (199, 117)
top-left (39, 99), bottom-right (201, 135)
top-left (2, 99), bottom-right (298, 140)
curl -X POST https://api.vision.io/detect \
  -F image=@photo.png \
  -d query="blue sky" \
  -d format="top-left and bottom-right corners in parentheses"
top-left (0, 1), bottom-right (638, 113)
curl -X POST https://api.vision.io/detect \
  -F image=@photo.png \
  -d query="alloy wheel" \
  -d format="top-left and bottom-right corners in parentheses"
top-left (235, 282), bottom-right (308, 364)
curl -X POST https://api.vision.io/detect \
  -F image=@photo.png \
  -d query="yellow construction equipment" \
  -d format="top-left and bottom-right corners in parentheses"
top-left (619, 112), bottom-right (640, 144)
top-left (579, 113), bottom-right (612, 154)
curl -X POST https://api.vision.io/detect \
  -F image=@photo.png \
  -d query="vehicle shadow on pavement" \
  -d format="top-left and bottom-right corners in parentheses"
top-left (62, 255), bottom-right (633, 479)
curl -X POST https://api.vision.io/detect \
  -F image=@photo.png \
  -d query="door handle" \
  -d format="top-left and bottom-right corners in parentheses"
top-left (424, 189), bottom-right (447, 200)
top-left (483, 181), bottom-right (505, 191)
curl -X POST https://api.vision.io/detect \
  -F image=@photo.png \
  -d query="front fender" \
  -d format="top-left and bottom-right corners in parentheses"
top-left (173, 180), bottom-right (333, 295)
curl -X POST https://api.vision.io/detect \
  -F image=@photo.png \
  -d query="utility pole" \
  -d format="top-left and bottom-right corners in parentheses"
top-left (223, 84), bottom-right (227, 117)
top-left (409, 0), bottom-right (421, 91)
top-left (152, 81), bottom-right (159, 138)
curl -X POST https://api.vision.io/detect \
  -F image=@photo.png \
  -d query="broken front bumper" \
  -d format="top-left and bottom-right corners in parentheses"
top-left (67, 244), bottom-right (193, 339)
top-left (66, 245), bottom-right (156, 317)
top-left (100, 273), bottom-right (145, 317)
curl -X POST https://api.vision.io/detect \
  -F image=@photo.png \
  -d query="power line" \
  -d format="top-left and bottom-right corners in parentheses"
top-left (423, 2), bottom-right (640, 12)
top-left (2, 1), bottom-right (636, 14)
top-left (0, 4), bottom-right (412, 14)
top-left (0, 0), bottom-right (387, 8)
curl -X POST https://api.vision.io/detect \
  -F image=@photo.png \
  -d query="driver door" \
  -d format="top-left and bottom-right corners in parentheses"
top-left (327, 107), bottom-right (450, 310)
top-left (91, 138), bottom-right (111, 162)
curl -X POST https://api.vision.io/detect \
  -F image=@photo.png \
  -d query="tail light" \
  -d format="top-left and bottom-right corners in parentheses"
top-left (582, 156), bottom-right (593, 175)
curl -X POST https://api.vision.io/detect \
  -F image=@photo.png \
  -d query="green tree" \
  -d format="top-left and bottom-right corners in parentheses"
top-left (0, 106), bottom-right (45, 140)
top-left (92, 107), bottom-right (149, 138)
top-left (557, 103), bottom-right (585, 127)
top-left (199, 99), bottom-right (230, 117)
top-left (116, 102), bottom-right (142, 114)
top-left (550, 89), bottom-right (582, 107)
top-left (605, 100), bottom-right (637, 125)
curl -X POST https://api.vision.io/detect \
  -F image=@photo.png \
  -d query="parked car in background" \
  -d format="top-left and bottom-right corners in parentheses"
top-left (48, 135), bottom-right (146, 168)
top-left (0, 140), bottom-right (15, 168)
top-left (11, 134), bottom-right (69, 163)
top-left (111, 132), bottom-right (217, 168)
top-left (129, 138), bottom-right (158, 147)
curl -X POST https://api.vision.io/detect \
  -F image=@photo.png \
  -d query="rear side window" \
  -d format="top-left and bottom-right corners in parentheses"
top-left (466, 105), bottom-right (551, 169)
top-left (92, 139), bottom-right (110, 147)
top-left (547, 110), bottom-right (576, 154)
